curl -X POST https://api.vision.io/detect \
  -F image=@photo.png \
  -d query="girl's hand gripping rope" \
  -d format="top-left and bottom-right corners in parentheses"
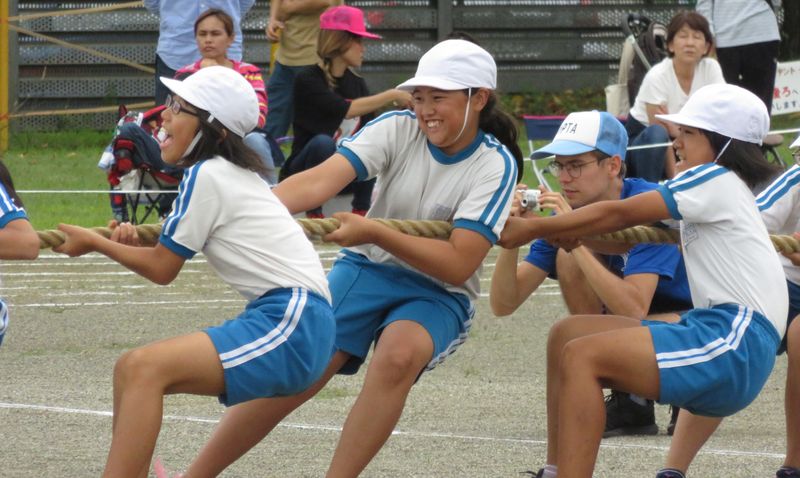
top-left (323, 212), bottom-right (377, 247)
top-left (53, 224), bottom-right (99, 257)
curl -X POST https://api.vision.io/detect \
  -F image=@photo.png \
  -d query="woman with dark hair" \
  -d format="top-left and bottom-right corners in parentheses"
top-left (0, 161), bottom-right (39, 346)
top-left (279, 5), bottom-right (412, 218)
top-left (54, 66), bottom-right (335, 477)
top-left (500, 83), bottom-right (787, 478)
top-left (625, 10), bottom-right (725, 182)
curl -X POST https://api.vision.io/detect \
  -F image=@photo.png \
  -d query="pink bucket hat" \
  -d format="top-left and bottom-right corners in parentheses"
top-left (320, 5), bottom-right (381, 39)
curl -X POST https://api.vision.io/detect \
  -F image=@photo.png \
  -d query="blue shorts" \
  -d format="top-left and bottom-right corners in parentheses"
top-left (0, 300), bottom-right (7, 347)
top-left (329, 250), bottom-right (473, 375)
top-left (644, 304), bottom-right (780, 417)
top-left (205, 288), bottom-right (335, 406)
top-left (780, 279), bottom-right (800, 355)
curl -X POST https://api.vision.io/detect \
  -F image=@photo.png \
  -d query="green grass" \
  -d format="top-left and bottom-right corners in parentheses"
top-left (3, 116), bottom-right (799, 230)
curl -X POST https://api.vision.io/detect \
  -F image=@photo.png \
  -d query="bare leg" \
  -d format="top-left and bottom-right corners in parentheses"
top-left (103, 332), bottom-right (225, 478)
top-left (550, 317), bottom-right (661, 477)
top-left (545, 314), bottom-right (647, 464)
top-left (785, 318), bottom-right (800, 468)
top-left (555, 249), bottom-right (603, 315)
top-left (326, 320), bottom-right (434, 478)
top-left (184, 351), bottom-right (351, 478)
top-left (664, 410), bottom-right (722, 473)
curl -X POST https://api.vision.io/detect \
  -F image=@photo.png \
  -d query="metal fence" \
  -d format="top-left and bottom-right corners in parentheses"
top-left (8, 0), bottom-right (693, 131)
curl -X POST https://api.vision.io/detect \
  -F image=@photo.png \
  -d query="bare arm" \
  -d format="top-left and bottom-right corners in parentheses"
top-left (569, 246), bottom-right (659, 318)
top-left (490, 247), bottom-right (549, 316)
top-left (646, 103), bottom-right (680, 138)
top-left (325, 214), bottom-right (491, 286)
top-left (346, 90), bottom-right (413, 119)
top-left (54, 224), bottom-right (185, 285)
top-left (272, 153), bottom-right (357, 214)
top-left (499, 190), bottom-right (671, 249)
top-left (0, 219), bottom-right (39, 260)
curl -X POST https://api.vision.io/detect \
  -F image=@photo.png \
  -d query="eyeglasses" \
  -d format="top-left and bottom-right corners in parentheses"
top-left (546, 156), bottom-right (608, 179)
top-left (164, 94), bottom-right (199, 117)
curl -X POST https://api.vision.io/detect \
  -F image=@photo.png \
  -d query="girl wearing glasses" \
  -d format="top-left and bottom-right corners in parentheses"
top-left (54, 66), bottom-right (335, 477)
top-left (173, 8), bottom-right (278, 183)
top-left (182, 39), bottom-right (523, 477)
top-left (499, 84), bottom-right (785, 478)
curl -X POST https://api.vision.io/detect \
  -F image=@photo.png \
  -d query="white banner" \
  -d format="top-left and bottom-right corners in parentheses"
top-left (773, 60), bottom-right (800, 116)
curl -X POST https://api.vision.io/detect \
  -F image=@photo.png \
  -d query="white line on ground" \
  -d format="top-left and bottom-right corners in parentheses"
top-left (0, 401), bottom-right (783, 460)
top-left (13, 299), bottom-right (243, 308)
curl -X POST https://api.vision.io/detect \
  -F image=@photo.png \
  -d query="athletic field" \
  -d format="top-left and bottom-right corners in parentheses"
top-left (0, 245), bottom-right (788, 477)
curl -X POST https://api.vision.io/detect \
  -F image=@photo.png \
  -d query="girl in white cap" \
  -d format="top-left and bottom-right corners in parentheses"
top-left (659, 133), bottom-right (800, 478)
top-left (183, 38), bottom-right (523, 477)
top-left (500, 83), bottom-right (786, 478)
top-left (54, 66), bottom-right (335, 477)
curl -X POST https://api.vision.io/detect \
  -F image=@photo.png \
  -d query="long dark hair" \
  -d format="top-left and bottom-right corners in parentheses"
top-left (0, 161), bottom-right (24, 209)
top-left (476, 90), bottom-right (524, 182)
top-left (701, 130), bottom-right (781, 190)
top-left (178, 111), bottom-right (268, 176)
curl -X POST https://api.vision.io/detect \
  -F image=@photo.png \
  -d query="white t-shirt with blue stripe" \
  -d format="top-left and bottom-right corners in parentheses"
top-left (0, 182), bottom-right (27, 339)
top-left (338, 111), bottom-right (518, 302)
top-left (160, 157), bottom-right (330, 303)
top-left (756, 164), bottom-right (800, 287)
top-left (657, 163), bottom-right (787, 336)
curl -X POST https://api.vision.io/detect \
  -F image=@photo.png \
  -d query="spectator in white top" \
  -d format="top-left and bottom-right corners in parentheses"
top-left (696, 0), bottom-right (781, 113)
top-left (625, 11), bottom-right (724, 183)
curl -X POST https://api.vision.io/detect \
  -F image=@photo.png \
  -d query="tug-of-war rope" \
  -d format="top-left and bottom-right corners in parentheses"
top-left (33, 218), bottom-right (800, 254)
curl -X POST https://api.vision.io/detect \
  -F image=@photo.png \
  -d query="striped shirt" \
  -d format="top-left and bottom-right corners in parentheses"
top-left (756, 164), bottom-right (800, 286)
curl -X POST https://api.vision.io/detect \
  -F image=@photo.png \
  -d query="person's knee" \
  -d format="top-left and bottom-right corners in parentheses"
top-left (788, 317), bottom-right (800, 353)
top-left (308, 134), bottom-right (337, 155)
top-left (559, 337), bottom-right (596, 376)
top-left (114, 347), bottom-right (165, 390)
top-left (369, 343), bottom-right (426, 386)
top-left (636, 124), bottom-right (669, 145)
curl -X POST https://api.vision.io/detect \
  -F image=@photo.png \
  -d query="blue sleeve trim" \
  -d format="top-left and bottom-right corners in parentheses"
top-left (162, 163), bottom-right (200, 237)
top-left (756, 166), bottom-right (800, 211)
top-left (657, 185), bottom-right (682, 220)
top-left (523, 239), bottom-right (557, 276)
top-left (338, 146), bottom-right (368, 181)
top-left (453, 218), bottom-right (497, 244)
top-left (0, 211), bottom-right (27, 228)
top-left (158, 234), bottom-right (196, 259)
top-left (666, 164), bottom-right (727, 193)
top-left (477, 136), bottom-right (517, 229)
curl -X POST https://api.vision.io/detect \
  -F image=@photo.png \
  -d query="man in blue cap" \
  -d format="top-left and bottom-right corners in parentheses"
top-left (491, 111), bottom-right (691, 458)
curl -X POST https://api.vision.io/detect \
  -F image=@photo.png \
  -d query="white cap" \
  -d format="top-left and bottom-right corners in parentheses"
top-left (160, 66), bottom-right (258, 138)
top-left (655, 83), bottom-right (769, 145)
top-left (532, 111), bottom-right (628, 160)
top-left (792, 133), bottom-right (800, 149)
top-left (396, 39), bottom-right (496, 91)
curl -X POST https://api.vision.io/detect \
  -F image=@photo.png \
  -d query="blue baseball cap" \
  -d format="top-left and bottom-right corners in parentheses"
top-left (532, 111), bottom-right (628, 160)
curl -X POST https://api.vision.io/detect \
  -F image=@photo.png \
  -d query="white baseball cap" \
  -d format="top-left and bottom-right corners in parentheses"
top-left (655, 83), bottom-right (769, 145)
top-left (160, 66), bottom-right (258, 138)
top-left (792, 133), bottom-right (800, 149)
top-left (396, 39), bottom-right (496, 91)
top-left (532, 110), bottom-right (628, 160)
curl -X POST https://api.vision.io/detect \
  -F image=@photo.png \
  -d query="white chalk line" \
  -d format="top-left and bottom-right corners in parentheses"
top-left (0, 401), bottom-right (783, 460)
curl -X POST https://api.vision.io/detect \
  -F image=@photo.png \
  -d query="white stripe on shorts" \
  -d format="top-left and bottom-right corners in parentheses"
top-left (0, 301), bottom-right (8, 335)
top-left (656, 305), bottom-right (752, 369)
top-left (219, 288), bottom-right (307, 369)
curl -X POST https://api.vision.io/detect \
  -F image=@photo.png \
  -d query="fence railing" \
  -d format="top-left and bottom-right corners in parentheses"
top-left (5, 0), bottom-right (694, 132)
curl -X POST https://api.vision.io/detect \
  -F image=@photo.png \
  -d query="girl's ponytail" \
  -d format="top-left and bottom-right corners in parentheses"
top-left (0, 161), bottom-right (24, 209)
top-left (478, 92), bottom-right (524, 182)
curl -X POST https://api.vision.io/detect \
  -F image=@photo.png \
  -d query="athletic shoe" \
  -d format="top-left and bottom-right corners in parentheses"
top-left (351, 208), bottom-right (368, 216)
top-left (777, 466), bottom-right (800, 477)
top-left (603, 390), bottom-right (659, 437)
top-left (305, 211), bottom-right (325, 219)
top-left (667, 405), bottom-right (679, 436)
top-left (655, 468), bottom-right (686, 478)
top-left (520, 469), bottom-right (543, 477)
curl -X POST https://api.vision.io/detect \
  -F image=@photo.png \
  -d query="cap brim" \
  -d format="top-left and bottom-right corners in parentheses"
top-left (352, 31), bottom-right (381, 39)
top-left (396, 75), bottom-right (470, 91)
top-left (655, 112), bottom-right (712, 131)
top-left (159, 76), bottom-right (204, 111)
top-left (792, 134), bottom-right (800, 149)
top-left (531, 139), bottom-right (595, 159)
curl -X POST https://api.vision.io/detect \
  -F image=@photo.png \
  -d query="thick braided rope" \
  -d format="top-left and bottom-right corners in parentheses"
top-left (35, 220), bottom-right (800, 254)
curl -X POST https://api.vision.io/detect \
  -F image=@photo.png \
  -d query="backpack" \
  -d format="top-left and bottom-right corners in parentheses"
top-left (626, 19), bottom-right (668, 106)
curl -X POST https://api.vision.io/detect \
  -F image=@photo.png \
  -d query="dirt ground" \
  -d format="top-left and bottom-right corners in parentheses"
top-left (0, 246), bottom-right (789, 477)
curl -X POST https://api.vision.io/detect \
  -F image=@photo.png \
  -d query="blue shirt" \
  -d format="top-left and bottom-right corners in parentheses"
top-left (144, 0), bottom-right (255, 70)
top-left (524, 178), bottom-right (691, 308)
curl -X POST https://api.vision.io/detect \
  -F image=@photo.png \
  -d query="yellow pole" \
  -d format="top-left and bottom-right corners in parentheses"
top-left (0, 0), bottom-right (10, 152)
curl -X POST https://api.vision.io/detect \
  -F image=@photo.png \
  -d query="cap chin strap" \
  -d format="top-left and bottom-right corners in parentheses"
top-left (450, 88), bottom-right (472, 147)
top-left (181, 131), bottom-right (204, 159)
top-left (714, 138), bottom-right (732, 163)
